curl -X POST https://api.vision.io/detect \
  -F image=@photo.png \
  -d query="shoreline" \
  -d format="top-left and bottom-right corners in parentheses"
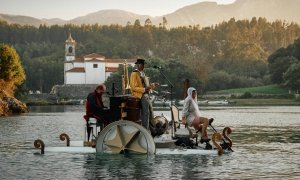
top-left (25, 98), bottom-right (300, 107)
top-left (225, 98), bottom-right (300, 106)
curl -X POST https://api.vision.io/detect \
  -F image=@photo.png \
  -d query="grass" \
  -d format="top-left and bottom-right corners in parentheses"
top-left (209, 85), bottom-right (289, 95)
top-left (203, 85), bottom-right (300, 106)
top-left (233, 98), bottom-right (300, 106)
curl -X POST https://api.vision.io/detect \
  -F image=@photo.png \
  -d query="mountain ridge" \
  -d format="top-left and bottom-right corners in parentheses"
top-left (1, 0), bottom-right (299, 27)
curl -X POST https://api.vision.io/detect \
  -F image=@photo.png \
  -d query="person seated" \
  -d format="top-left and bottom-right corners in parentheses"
top-left (182, 87), bottom-right (213, 143)
top-left (84, 84), bottom-right (110, 127)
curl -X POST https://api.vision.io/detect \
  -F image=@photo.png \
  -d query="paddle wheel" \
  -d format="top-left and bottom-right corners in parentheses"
top-left (96, 120), bottom-right (156, 154)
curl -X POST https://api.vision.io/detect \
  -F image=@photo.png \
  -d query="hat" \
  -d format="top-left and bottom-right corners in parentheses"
top-left (135, 58), bottom-right (146, 64)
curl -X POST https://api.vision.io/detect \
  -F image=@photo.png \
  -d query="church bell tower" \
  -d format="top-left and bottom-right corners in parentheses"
top-left (64, 33), bottom-right (76, 84)
top-left (65, 32), bottom-right (76, 61)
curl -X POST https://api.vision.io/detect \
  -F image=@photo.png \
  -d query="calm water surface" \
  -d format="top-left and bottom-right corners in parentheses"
top-left (0, 105), bottom-right (299, 179)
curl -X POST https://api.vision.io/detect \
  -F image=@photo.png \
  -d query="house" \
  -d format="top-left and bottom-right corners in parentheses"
top-left (64, 33), bottom-right (135, 85)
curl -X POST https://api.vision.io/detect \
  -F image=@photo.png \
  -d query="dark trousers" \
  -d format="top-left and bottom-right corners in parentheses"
top-left (140, 94), bottom-right (153, 129)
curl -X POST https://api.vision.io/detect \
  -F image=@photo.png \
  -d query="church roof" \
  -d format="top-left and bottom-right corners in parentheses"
top-left (84, 53), bottom-right (105, 58)
top-left (85, 58), bottom-right (105, 62)
top-left (66, 67), bottom-right (85, 73)
top-left (105, 59), bottom-right (136, 63)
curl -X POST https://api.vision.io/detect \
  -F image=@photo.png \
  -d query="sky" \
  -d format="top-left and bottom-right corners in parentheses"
top-left (0, 0), bottom-right (236, 20)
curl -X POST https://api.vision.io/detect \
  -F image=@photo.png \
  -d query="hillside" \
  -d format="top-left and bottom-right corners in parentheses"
top-left (161, 0), bottom-right (300, 27)
top-left (71, 10), bottom-right (151, 26)
top-left (1, 0), bottom-right (300, 27)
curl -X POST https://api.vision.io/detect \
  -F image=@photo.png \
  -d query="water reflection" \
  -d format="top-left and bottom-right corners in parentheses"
top-left (0, 106), bottom-right (300, 179)
top-left (82, 154), bottom-right (226, 179)
top-left (29, 105), bottom-right (85, 113)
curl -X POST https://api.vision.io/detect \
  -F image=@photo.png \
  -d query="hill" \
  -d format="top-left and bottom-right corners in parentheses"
top-left (71, 9), bottom-right (151, 26)
top-left (1, 0), bottom-right (300, 27)
top-left (161, 0), bottom-right (300, 27)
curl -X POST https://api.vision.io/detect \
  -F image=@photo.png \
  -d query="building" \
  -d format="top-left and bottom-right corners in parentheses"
top-left (64, 33), bottom-right (136, 85)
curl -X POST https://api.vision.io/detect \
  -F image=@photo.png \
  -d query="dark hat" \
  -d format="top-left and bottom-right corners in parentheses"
top-left (135, 58), bottom-right (146, 64)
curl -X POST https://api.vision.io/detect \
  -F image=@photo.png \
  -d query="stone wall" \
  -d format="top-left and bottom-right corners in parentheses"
top-left (25, 84), bottom-right (100, 105)
top-left (26, 93), bottom-right (58, 104)
top-left (51, 84), bottom-right (98, 99)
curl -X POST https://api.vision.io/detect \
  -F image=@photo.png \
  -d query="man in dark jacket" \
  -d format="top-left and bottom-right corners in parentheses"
top-left (86, 84), bottom-right (107, 118)
top-left (84, 84), bottom-right (110, 140)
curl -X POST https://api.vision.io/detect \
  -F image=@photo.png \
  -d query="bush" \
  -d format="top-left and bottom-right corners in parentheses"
top-left (240, 92), bottom-right (252, 98)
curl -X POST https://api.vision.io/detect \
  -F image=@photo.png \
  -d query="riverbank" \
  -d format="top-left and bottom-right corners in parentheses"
top-left (25, 97), bottom-right (300, 107)
top-left (219, 98), bottom-right (300, 106)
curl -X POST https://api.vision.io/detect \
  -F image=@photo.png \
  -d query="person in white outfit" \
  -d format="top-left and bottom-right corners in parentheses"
top-left (182, 87), bottom-right (213, 143)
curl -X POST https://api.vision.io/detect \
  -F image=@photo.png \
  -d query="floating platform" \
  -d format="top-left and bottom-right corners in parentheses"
top-left (40, 140), bottom-right (224, 156)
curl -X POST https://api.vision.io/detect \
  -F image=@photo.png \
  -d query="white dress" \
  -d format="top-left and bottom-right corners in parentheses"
top-left (182, 98), bottom-right (197, 126)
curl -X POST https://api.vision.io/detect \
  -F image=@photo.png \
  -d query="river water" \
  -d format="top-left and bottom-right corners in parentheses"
top-left (0, 105), bottom-right (299, 179)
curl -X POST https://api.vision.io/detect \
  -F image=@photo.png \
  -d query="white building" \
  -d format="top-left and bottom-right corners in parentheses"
top-left (64, 33), bottom-right (135, 85)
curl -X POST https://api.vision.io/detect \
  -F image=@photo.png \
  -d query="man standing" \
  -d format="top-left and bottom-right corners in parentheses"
top-left (130, 59), bottom-right (159, 129)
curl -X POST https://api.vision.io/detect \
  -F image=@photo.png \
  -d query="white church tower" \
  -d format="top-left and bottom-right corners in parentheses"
top-left (64, 33), bottom-right (76, 84)
top-left (65, 33), bottom-right (76, 61)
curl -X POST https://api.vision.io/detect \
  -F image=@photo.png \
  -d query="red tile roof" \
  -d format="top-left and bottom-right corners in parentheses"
top-left (85, 58), bottom-right (105, 62)
top-left (105, 59), bottom-right (136, 63)
top-left (66, 67), bottom-right (85, 73)
top-left (84, 53), bottom-right (105, 58)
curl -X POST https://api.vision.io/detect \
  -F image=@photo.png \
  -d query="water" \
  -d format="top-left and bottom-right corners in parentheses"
top-left (0, 105), bottom-right (299, 179)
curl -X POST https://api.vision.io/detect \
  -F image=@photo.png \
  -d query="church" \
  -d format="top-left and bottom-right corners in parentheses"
top-left (64, 33), bottom-right (136, 85)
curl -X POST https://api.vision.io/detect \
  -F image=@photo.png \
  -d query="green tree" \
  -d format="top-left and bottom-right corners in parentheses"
top-left (269, 56), bottom-right (297, 84)
top-left (0, 44), bottom-right (26, 96)
top-left (207, 71), bottom-right (231, 90)
top-left (283, 62), bottom-right (300, 91)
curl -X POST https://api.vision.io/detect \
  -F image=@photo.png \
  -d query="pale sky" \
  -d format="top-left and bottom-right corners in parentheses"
top-left (0, 0), bottom-right (236, 20)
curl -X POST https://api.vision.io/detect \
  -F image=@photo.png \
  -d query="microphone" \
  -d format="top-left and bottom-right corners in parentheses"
top-left (153, 65), bottom-right (162, 69)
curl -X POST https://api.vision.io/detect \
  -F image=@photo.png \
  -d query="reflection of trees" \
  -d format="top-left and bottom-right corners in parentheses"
top-left (233, 126), bottom-right (299, 144)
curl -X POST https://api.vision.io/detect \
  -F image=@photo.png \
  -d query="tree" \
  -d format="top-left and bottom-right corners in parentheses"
top-left (144, 18), bottom-right (152, 26)
top-left (207, 71), bottom-right (231, 90)
top-left (283, 62), bottom-right (300, 91)
top-left (126, 21), bottom-right (131, 26)
top-left (162, 17), bottom-right (168, 28)
top-left (134, 19), bottom-right (141, 27)
top-left (0, 44), bottom-right (26, 96)
top-left (268, 38), bottom-right (300, 84)
top-left (269, 56), bottom-right (297, 84)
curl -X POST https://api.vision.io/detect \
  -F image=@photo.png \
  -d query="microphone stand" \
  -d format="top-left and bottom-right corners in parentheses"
top-left (156, 68), bottom-right (175, 138)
